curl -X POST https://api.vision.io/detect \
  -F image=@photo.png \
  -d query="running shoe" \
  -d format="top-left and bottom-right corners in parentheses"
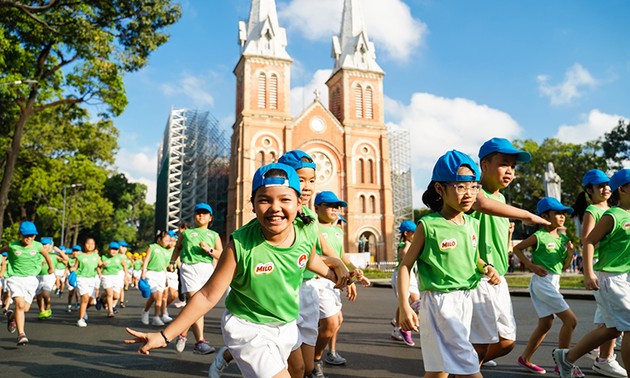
top-left (399, 328), bottom-right (415, 346)
top-left (311, 360), bottom-right (328, 378)
top-left (517, 356), bottom-right (546, 374)
top-left (95, 298), bottom-right (103, 311)
top-left (390, 317), bottom-right (397, 327)
top-left (16, 333), bottom-right (28, 345)
top-left (58, 291), bottom-right (63, 298)
top-left (593, 354), bottom-right (627, 378)
top-left (45, 308), bottom-right (52, 318)
top-left (209, 346), bottom-right (230, 378)
top-left (119, 302), bottom-right (126, 308)
top-left (112, 306), bottom-right (119, 314)
top-left (482, 360), bottom-right (497, 367)
top-left (323, 350), bottom-right (347, 365)
top-left (7, 310), bottom-right (16, 333)
top-left (151, 316), bottom-right (164, 327)
top-left (66, 305), bottom-right (72, 313)
top-left (141, 310), bottom-right (150, 325)
top-left (175, 334), bottom-right (187, 353)
top-left (391, 328), bottom-right (403, 341)
top-left (193, 340), bottom-right (215, 355)
top-left (77, 318), bottom-right (87, 327)
top-left (552, 348), bottom-right (574, 378)
top-left (572, 365), bottom-right (585, 378)
top-left (54, 288), bottom-right (60, 296)
top-left (38, 311), bottom-right (47, 319)
top-left (615, 336), bottom-right (622, 351)
top-left (161, 314), bottom-right (173, 323)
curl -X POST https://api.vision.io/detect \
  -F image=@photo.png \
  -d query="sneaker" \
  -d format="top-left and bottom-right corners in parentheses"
top-left (7, 310), bottom-right (16, 333)
top-left (119, 302), bottom-right (126, 308)
top-left (311, 360), bottom-right (328, 378)
top-left (16, 333), bottom-right (28, 345)
top-left (323, 350), bottom-right (347, 365)
top-left (175, 334), bottom-right (187, 353)
top-left (410, 299), bottom-right (421, 314)
top-left (45, 308), bottom-right (52, 318)
top-left (161, 314), bottom-right (173, 323)
top-left (141, 310), bottom-right (150, 325)
top-left (391, 328), bottom-right (403, 341)
top-left (38, 311), bottom-right (47, 319)
top-left (193, 340), bottom-right (215, 355)
top-left (390, 317), bottom-right (397, 327)
top-left (74, 302), bottom-right (80, 309)
top-left (112, 306), bottom-right (119, 314)
top-left (482, 360), bottom-right (498, 367)
top-left (517, 356), bottom-right (546, 374)
top-left (77, 318), bottom-right (87, 327)
top-left (66, 305), bottom-right (72, 313)
top-left (54, 288), bottom-right (60, 296)
top-left (572, 365), bottom-right (585, 378)
top-left (174, 299), bottom-right (186, 308)
top-left (593, 354), bottom-right (627, 378)
top-left (615, 336), bottom-right (622, 351)
top-left (95, 298), bottom-right (103, 311)
top-left (552, 348), bottom-right (575, 378)
top-left (209, 346), bottom-right (230, 378)
top-left (58, 291), bottom-right (63, 298)
top-left (151, 316), bottom-right (164, 326)
top-left (399, 328), bottom-right (415, 346)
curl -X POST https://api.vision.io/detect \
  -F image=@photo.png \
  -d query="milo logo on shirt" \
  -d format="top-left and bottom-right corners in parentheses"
top-left (297, 253), bottom-right (308, 269)
top-left (471, 234), bottom-right (478, 249)
top-left (546, 243), bottom-right (556, 250)
top-left (440, 239), bottom-right (457, 251)
top-left (623, 222), bottom-right (630, 230)
top-left (190, 232), bottom-right (198, 237)
top-left (254, 262), bottom-right (274, 275)
top-left (30, 249), bottom-right (37, 256)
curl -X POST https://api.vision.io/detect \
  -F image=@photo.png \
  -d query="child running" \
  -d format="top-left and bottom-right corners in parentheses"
top-left (1, 221), bottom-right (54, 345)
top-left (66, 245), bottom-right (81, 312)
top-left (554, 168), bottom-right (630, 378)
top-left (513, 197), bottom-right (578, 375)
top-left (70, 237), bottom-right (103, 327)
top-left (53, 245), bottom-right (69, 298)
top-left (398, 150), bottom-right (500, 378)
top-left (35, 237), bottom-right (57, 320)
top-left (141, 231), bottom-right (172, 326)
top-left (125, 163), bottom-right (350, 378)
top-left (99, 242), bottom-right (128, 318)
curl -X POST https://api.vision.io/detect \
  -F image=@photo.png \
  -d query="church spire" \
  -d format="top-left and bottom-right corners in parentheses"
top-left (238, 0), bottom-right (291, 60)
top-left (332, 0), bottom-right (383, 73)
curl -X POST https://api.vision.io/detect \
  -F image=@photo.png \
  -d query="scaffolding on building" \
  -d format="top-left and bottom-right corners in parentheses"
top-left (156, 108), bottom-right (230, 236)
top-left (388, 126), bottom-right (414, 233)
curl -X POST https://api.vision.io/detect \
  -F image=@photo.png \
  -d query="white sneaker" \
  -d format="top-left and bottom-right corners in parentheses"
top-left (141, 311), bottom-right (150, 325)
top-left (175, 334), bottom-right (187, 353)
top-left (77, 318), bottom-right (87, 327)
top-left (482, 360), bottom-right (498, 367)
top-left (151, 316), bottom-right (164, 326)
top-left (593, 354), bottom-right (627, 378)
top-left (161, 314), bottom-right (173, 323)
top-left (615, 336), bottom-right (622, 351)
top-left (391, 328), bottom-right (403, 341)
top-left (209, 346), bottom-right (230, 378)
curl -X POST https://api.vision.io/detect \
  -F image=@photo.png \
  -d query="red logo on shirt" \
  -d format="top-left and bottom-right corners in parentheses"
top-left (14, 250), bottom-right (21, 256)
top-left (471, 234), bottom-right (478, 249)
top-left (297, 253), bottom-right (308, 269)
top-left (546, 243), bottom-right (556, 250)
top-left (440, 239), bottom-right (457, 250)
top-left (255, 262), bottom-right (275, 275)
top-left (623, 222), bottom-right (630, 230)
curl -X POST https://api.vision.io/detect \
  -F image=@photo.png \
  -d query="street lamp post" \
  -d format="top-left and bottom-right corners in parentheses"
top-left (61, 183), bottom-right (83, 246)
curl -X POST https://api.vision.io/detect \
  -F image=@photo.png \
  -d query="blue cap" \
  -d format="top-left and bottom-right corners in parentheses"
top-left (68, 271), bottom-right (77, 287)
top-left (59, 246), bottom-right (67, 251)
top-left (118, 240), bottom-right (129, 247)
top-left (40, 237), bottom-right (53, 245)
top-left (315, 191), bottom-right (348, 207)
top-left (277, 150), bottom-right (317, 171)
top-left (610, 168), bottom-right (630, 193)
top-left (72, 245), bottom-right (82, 252)
top-left (109, 241), bottom-right (120, 250)
top-left (582, 169), bottom-right (610, 187)
top-left (432, 150), bottom-right (480, 182)
top-left (194, 202), bottom-right (213, 215)
top-left (1, 252), bottom-right (7, 258)
top-left (168, 230), bottom-right (178, 238)
top-left (252, 163), bottom-right (301, 196)
top-left (337, 215), bottom-right (347, 223)
top-left (19, 221), bottom-right (38, 236)
top-left (399, 220), bottom-right (417, 233)
top-left (478, 138), bottom-right (531, 163)
top-left (537, 197), bottom-right (574, 215)
top-left (138, 278), bottom-right (151, 298)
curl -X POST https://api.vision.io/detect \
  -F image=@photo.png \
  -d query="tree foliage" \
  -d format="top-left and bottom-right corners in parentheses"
top-left (602, 119), bottom-right (630, 168)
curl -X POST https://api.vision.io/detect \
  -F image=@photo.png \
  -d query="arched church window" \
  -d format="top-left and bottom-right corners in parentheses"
top-left (269, 151), bottom-right (276, 163)
top-left (359, 195), bottom-right (366, 213)
top-left (354, 84), bottom-right (363, 118)
top-left (357, 158), bottom-right (364, 183)
top-left (256, 150), bottom-right (265, 169)
top-left (257, 73), bottom-right (267, 109)
top-left (365, 86), bottom-right (373, 119)
top-left (269, 74), bottom-right (278, 109)
top-left (367, 159), bottom-right (374, 184)
top-left (369, 195), bottom-right (376, 213)
top-left (331, 88), bottom-right (341, 119)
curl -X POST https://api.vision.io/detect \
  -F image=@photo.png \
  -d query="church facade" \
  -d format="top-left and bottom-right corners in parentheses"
top-left (226, 0), bottom-right (395, 262)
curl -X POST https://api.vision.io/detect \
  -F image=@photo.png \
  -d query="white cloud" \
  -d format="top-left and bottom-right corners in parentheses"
top-left (160, 72), bottom-right (215, 107)
top-left (279, 0), bottom-right (427, 62)
top-left (115, 149), bottom-right (158, 204)
top-left (289, 69), bottom-right (332, 116)
top-left (537, 63), bottom-right (598, 106)
top-left (555, 109), bottom-right (627, 144)
top-left (385, 93), bottom-right (522, 207)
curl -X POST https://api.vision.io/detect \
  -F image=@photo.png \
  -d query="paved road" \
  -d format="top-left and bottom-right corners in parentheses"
top-left (0, 284), bottom-right (623, 377)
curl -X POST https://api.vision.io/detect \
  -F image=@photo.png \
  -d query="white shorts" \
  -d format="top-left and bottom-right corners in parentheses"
top-left (101, 272), bottom-right (125, 292)
top-left (594, 271), bottom-right (630, 332)
top-left (132, 269), bottom-right (142, 279)
top-left (76, 276), bottom-right (99, 298)
top-left (309, 278), bottom-right (342, 319)
top-left (529, 274), bottom-right (569, 318)
top-left (294, 279), bottom-right (320, 349)
top-left (145, 270), bottom-right (167, 293)
top-left (222, 310), bottom-right (297, 378)
top-left (166, 271), bottom-right (179, 290)
top-left (36, 274), bottom-right (56, 294)
top-left (6, 276), bottom-right (39, 304)
top-left (470, 276), bottom-right (517, 343)
top-left (55, 269), bottom-right (67, 279)
top-left (419, 290), bottom-right (480, 375)
top-left (180, 262), bottom-right (214, 294)
top-left (391, 268), bottom-right (420, 298)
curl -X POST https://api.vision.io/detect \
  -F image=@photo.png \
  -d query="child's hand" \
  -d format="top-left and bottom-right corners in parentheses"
top-left (484, 266), bottom-right (501, 285)
top-left (531, 265), bottom-right (548, 277)
top-left (345, 282), bottom-right (357, 301)
top-left (398, 304), bottom-right (419, 333)
top-left (353, 268), bottom-right (371, 286)
top-left (524, 213), bottom-right (551, 226)
top-left (583, 273), bottom-right (599, 290)
top-left (48, 267), bottom-right (54, 274)
top-left (124, 328), bottom-right (167, 354)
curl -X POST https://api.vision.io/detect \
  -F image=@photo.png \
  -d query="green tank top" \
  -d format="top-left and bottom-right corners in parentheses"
top-left (417, 212), bottom-right (481, 292)
top-left (54, 253), bottom-right (67, 270)
top-left (532, 229), bottom-right (569, 275)
top-left (76, 252), bottom-right (99, 278)
top-left (594, 207), bottom-right (630, 273)
top-left (472, 189), bottom-right (510, 276)
top-left (180, 228), bottom-right (220, 264)
top-left (146, 244), bottom-right (170, 272)
top-left (225, 218), bottom-right (318, 324)
top-left (101, 254), bottom-right (124, 275)
top-left (133, 258), bottom-right (143, 270)
top-left (38, 254), bottom-right (49, 275)
top-left (585, 204), bottom-right (605, 260)
top-left (304, 224), bottom-right (343, 280)
top-left (8, 241), bottom-right (43, 277)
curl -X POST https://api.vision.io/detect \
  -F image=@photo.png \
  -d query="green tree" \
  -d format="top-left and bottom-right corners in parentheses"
top-left (0, 1), bottom-right (181, 239)
top-left (602, 119), bottom-right (630, 168)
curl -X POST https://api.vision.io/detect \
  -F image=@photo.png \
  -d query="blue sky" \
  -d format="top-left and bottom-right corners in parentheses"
top-left (112, 0), bottom-right (630, 207)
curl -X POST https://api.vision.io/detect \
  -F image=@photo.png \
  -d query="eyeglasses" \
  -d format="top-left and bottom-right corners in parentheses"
top-left (446, 183), bottom-right (481, 195)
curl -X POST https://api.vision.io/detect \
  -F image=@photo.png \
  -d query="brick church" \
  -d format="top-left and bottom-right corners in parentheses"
top-left (227, 0), bottom-right (395, 262)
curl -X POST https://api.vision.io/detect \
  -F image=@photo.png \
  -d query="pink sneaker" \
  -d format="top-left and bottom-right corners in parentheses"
top-left (399, 329), bottom-right (415, 346)
top-left (517, 356), bottom-right (546, 374)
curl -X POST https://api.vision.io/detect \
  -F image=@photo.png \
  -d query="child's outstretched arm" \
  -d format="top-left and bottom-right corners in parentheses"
top-left (473, 194), bottom-right (550, 226)
top-left (125, 241), bottom-right (237, 354)
top-left (513, 235), bottom-right (546, 276)
top-left (562, 241), bottom-right (575, 271)
top-left (582, 214), bottom-right (614, 290)
top-left (397, 224), bottom-right (424, 333)
top-left (307, 249), bottom-right (343, 288)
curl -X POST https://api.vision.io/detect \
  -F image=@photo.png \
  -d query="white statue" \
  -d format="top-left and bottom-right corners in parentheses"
top-left (544, 162), bottom-right (562, 200)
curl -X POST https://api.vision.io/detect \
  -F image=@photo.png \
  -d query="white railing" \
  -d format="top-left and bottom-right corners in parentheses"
top-left (365, 261), bottom-right (397, 272)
